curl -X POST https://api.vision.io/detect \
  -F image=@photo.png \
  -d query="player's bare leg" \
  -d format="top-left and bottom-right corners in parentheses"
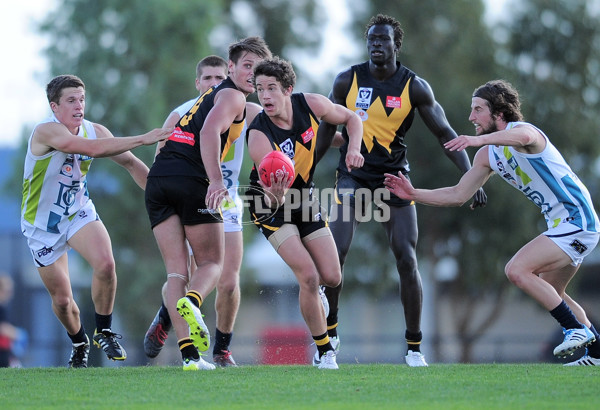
top-left (213, 231), bottom-right (242, 366)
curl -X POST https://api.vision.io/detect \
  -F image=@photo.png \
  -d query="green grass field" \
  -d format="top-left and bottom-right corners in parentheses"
top-left (0, 364), bottom-right (596, 409)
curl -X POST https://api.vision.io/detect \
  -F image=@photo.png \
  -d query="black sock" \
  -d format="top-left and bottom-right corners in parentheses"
top-left (67, 324), bottom-right (87, 345)
top-left (159, 302), bottom-right (172, 328)
top-left (213, 328), bottom-right (233, 355)
top-left (313, 332), bottom-right (332, 357)
top-left (586, 324), bottom-right (600, 358)
top-left (406, 330), bottom-right (422, 353)
top-left (95, 313), bottom-right (112, 332)
top-left (178, 338), bottom-right (199, 360)
top-left (549, 301), bottom-right (583, 330)
top-left (327, 322), bottom-right (338, 338)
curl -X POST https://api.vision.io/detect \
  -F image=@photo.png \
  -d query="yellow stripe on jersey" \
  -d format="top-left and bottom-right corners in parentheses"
top-left (179, 88), bottom-right (214, 127)
top-left (502, 146), bottom-right (532, 185)
top-left (347, 74), bottom-right (413, 154)
top-left (221, 120), bottom-right (245, 162)
top-left (292, 116), bottom-right (319, 185)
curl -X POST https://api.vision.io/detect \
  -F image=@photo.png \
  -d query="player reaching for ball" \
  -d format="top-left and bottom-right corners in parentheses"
top-left (384, 80), bottom-right (600, 365)
top-left (246, 57), bottom-right (364, 369)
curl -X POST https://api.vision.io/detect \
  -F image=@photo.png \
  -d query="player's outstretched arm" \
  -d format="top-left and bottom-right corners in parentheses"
top-left (411, 76), bottom-right (488, 209)
top-left (447, 125), bottom-right (545, 154)
top-left (384, 148), bottom-right (493, 207)
top-left (32, 122), bottom-right (172, 158)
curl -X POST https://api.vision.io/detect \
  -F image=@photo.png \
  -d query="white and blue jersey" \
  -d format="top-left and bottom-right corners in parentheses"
top-left (488, 122), bottom-right (599, 234)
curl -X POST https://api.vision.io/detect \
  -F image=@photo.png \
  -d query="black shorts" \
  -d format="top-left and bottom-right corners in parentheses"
top-left (145, 176), bottom-right (222, 229)
top-left (248, 189), bottom-right (327, 240)
top-left (335, 169), bottom-right (413, 208)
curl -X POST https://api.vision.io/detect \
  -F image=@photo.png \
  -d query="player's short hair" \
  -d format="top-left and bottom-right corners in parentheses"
top-left (253, 56), bottom-right (296, 90)
top-left (228, 36), bottom-right (272, 64)
top-left (196, 55), bottom-right (227, 79)
top-left (46, 75), bottom-right (85, 104)
top-left (365, 14), bottom-right (404, 51)
top-left (473, 80), bottom-right (524, 122)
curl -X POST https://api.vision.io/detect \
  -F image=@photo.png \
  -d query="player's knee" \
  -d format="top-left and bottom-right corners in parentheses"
top-left (320, 260), bottom-right (342, 287)
top-left (93, 257), bottom-right (117, 281)
top-left (396, 254), bottom-right (418, 279)
top-left (217, 276), bottom-right (239, 296)
top-left (504, 263), bottom-right (525, 287)
top-left (297, 272), bottom-right (320, 291)
top-left (322, 269), bottom-right (341, 287)
top-left (52, 294), bottom-right (74, 314)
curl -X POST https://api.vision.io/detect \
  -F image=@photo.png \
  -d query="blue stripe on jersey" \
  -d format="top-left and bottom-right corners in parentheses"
top-left (527, 157), bottom-right (582, 229)
top-left (561, 174), bottom-right (597, 232)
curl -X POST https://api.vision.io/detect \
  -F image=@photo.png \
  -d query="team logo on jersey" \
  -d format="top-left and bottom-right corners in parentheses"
top-left (169, 127), bottom-right (195, 146)
top-left (386, 96), bottom-right (402, 109)
top-left (355, 109), bottom-right (368, 121)
top-left (356, 87), bottom-right (373, 109)
top-left (54, 181), bottom-right (80, 216)
top-left (60, 156), bottom-right (74, 177)
top-left (301, 127), bottom-right (315, 144)
top-left (279, 138), bottom-right (295, 160)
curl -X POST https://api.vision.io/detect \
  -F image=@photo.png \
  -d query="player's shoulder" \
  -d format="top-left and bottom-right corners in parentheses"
top-left (333, 66), bottom-right (354, 85)
top-left (91, 122), bottom-right (111, 138)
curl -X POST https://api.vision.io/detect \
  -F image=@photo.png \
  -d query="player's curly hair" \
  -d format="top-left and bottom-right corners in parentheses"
top-left (253, 56), bottom-right (296, 90)
top-left (46, 75), bottom-right (85, 104)
top-left (473, 80), bottom-right (523, 122)
top-left (365, 14), bottom-right (404, 51)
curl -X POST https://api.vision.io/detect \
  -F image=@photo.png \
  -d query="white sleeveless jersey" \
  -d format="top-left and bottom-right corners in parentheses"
top-left (488, 122), bottom-right (599, 232)
top-left (172, 98), bottom-right (245, 192)
top-left (21, 115), bottom-right (97, 233)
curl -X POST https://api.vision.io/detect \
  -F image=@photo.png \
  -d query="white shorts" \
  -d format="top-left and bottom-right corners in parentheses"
top-left (222, 192), bottom-right (243, 233)
top-left (21, 200), bottom-right (100, 267)
top-left (545, 223), bottom-right (599, 266)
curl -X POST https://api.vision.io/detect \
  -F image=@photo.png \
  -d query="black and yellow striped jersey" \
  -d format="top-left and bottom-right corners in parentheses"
top-left (149, 77), bottom-right (245, 179)
top-left (248, 93), bottom-right (320, 190)
top-left (338, 61), bottom-right (416, 181)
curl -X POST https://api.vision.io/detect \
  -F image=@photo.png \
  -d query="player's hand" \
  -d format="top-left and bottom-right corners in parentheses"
top-left (345, 148), bottom-right (364, 172)
top-left (143, 127), bottom-right (174, 145)
top-left (444, 135), bottom-right (479, 152)
top-left (258, 171), bottom-right (291, 207)
top-left (470, 187), bottom-right (487, 210)
top-left (206, 180), bottom-right (230, 210)
top-left (383, 172), bottom-right (414, 200)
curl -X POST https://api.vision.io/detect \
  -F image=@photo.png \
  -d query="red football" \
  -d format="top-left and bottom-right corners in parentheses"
top-left (258, 150), bottom-right (295, 188)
